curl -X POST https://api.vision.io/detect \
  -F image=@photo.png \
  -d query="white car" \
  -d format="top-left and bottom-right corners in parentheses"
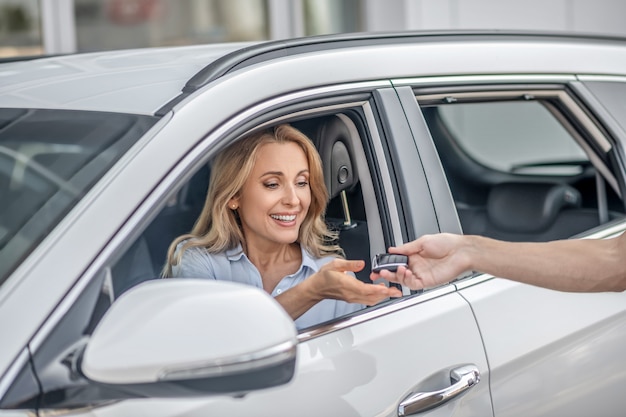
top-left (1, 31), bottom-right (626, 417)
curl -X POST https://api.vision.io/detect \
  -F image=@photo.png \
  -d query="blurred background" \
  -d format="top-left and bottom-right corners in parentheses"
top-left (1, 0), bottom-right (626, 58)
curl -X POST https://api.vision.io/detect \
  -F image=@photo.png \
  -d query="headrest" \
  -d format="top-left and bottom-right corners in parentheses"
top-left (487, 182), bottom-right (582, 233)
top-left (315, 116), bottom-right (358, 199)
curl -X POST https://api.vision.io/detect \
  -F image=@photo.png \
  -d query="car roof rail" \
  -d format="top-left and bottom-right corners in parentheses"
top-left (155, 29), bottom-right (626, 116)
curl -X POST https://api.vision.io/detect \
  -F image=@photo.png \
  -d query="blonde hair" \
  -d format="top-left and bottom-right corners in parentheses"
top-left (163, 124), bottom-right (342, 277)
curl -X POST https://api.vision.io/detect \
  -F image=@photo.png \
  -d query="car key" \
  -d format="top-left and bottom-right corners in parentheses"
top-left (371, 253), bottom-right (409, 273)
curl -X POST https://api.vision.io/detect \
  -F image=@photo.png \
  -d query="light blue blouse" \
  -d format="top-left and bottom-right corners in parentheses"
top-left (170, 243), bottom-right (364, 330)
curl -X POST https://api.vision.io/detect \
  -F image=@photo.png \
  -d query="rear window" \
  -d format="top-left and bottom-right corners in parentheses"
top-left (438, 101), bottom-right (588, 175)
top-left (0, 108), bottom-right (158, 285)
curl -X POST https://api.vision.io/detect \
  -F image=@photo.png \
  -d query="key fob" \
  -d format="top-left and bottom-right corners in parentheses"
top-left (371, 253), bottom-right (409, 273)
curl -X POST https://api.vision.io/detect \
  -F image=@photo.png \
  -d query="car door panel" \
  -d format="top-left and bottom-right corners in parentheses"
top-left (458, 271), bottom-right (626, 416)
top-left (80, 292), bottom-right (491, 417)
top-left (396, 76), bottom-right (626, 415)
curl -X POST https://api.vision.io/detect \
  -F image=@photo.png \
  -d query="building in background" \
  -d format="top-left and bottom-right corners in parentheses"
top-left (1, 0), bottom-right (625, 58)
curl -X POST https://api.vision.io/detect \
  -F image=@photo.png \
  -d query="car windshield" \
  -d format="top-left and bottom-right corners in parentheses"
top-left (0, 108), bottom-right (158, 286)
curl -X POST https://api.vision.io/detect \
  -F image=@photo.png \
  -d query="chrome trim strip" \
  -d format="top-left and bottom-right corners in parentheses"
top-left (158, 340), bottom-right (296, 381)
top-left (453, 274), bottom-right (494, 291)
top-left (578, 219), bottom-right (626, 239)
top-left (255, 101), bottom-right (368, 130)
top-left (297, 285), bottom-right (456, 341)
top-left (577, 74), bottom-right (626, 83)
top-left (393, 74), bottom-right (577, 87)
top-left (0, 348), bottom-right (30, 401)
top-left (190, 80), bottom-right (389, 139)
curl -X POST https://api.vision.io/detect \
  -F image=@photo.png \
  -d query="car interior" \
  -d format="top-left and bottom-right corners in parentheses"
top-left (420, 97), bottom-right (626, 243)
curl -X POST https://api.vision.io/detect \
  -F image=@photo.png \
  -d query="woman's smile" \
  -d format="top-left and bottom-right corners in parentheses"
top-left (270, 213), bottom-right (298, 224)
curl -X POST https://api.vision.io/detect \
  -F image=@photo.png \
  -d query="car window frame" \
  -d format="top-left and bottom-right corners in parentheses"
top-left (387, 76), bottom-right (626, 279)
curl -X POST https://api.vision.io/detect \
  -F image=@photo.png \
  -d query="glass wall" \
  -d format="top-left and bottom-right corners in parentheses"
top-left (0, 0), bottom-right (42, 57)
top-left (74, 0), bottom-right (269, 52)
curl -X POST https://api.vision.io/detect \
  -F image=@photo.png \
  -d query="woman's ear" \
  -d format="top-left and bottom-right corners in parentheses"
top-left (228, 197), bottom-right (239, 210)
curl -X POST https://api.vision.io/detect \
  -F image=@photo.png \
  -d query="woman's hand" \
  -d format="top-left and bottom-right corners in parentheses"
top-left (306, 259), bottom-right (402, 306)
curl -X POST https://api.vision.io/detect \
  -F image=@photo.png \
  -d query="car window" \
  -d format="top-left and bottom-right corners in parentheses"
top-left (109, 111), bottom-right (389, 325)
top-left (0, 109), bottom-right (158, 286)
top-left (438, 101), bottom-right (587, 175)
top-left (419, 90), bottom-right (625, 242)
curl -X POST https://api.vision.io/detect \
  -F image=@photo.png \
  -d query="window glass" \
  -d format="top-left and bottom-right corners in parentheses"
top-left (420, 96), bottom-right (622, 243)
top-left (303, 0), bottom-right (362, 36)
top-left (0, 0), bottom-right (42, 57)
top-left (438, 101), bottom-right (587, 174)
top-left (74, 0), bottom-right (268, 52)
top-left (584, 80), bottom-right (626, 136)
top-left (0, 109), bottom-right (158, 286)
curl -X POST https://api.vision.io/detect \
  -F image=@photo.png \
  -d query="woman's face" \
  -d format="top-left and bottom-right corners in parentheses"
top-left (231, 141), bottom-right (311, 249)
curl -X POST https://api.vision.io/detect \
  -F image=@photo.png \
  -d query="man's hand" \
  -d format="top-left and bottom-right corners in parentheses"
top-left (369, 233), bottom-right (471, 290)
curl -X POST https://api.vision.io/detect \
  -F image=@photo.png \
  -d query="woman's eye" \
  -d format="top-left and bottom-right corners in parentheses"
top-left (264, 182), bottom-right (279, 189)
top-left (297, 181), bottom-right (309, 187)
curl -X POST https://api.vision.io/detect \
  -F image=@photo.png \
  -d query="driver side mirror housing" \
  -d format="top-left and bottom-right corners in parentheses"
top-left (79, 279), bottom-right (297, 398)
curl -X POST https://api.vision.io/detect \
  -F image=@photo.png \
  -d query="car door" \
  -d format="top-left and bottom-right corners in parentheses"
top-left (164, 86), bottom-right (491, 416)
top-left (394, 78), bottom-right (626, 416)
top-left (0, 79), bottom-right (492, 416)
top-left (92, 86), bottom-right (492, 416)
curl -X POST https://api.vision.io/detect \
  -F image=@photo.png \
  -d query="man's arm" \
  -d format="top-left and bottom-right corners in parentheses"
top-left (372, 231), bottom-right (626, 293)
top-left (466, 232), bottom-right (626, 292)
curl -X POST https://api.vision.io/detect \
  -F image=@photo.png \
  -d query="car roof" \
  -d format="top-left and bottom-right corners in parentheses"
top-left (0, 42), bottom-right (255, 115)
top-left (2, 30), bottom-right (626, 115)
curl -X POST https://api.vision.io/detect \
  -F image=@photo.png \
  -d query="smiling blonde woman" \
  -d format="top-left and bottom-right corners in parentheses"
top-left (164, 124), bottom-right (400, 329)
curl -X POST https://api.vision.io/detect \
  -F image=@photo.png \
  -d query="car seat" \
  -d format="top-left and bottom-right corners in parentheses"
top-left (459, 182), bottom-right (608, 241)
top-left (314, 115), bottom-right (371, 282)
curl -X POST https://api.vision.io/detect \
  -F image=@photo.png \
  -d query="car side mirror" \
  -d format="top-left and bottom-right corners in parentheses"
top-left (79, 279), bottom-right (297, 398)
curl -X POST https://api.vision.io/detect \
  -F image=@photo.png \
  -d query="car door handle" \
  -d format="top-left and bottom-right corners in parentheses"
top-left (398, 364), bottom-right (480, 416)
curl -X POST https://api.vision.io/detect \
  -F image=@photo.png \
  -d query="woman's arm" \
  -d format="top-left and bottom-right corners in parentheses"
top-left (276, 259), bottom-right (402, 320)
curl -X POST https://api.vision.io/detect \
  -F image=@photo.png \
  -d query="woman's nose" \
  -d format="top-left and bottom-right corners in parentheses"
top-left (282, 184), bottom-right (300, 205)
